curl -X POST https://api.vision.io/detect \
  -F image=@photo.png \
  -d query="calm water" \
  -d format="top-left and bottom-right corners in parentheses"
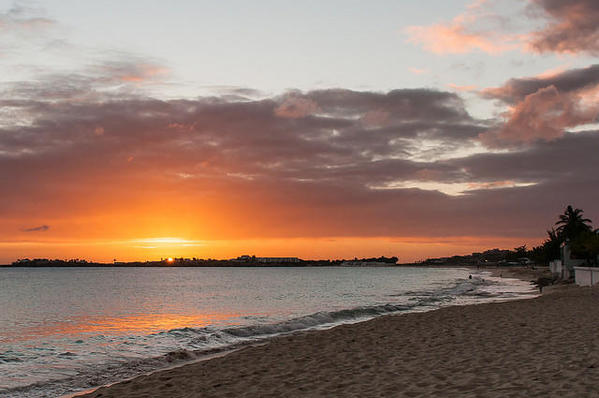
top-left (0, 266), bottom-right (536, 397)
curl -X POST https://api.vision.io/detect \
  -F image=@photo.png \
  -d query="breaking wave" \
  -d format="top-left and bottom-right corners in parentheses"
top-left (1, 272), bottom-right (536, 398)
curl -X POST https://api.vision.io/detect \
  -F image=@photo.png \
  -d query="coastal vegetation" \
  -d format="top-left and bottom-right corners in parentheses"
top-left (419, 205), bottom-right (599, 267)
top-left (545, 205), bottom-right (598, 265)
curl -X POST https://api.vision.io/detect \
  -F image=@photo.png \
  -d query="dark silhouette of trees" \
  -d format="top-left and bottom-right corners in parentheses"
top-left (571, 230), bottom-right (599, 265)
top-left (555, 205), bottom-right (592, 242)
top-left (543, 228), bottom-right (562, 260)
top-left (528, 206), bottom-right (594, 265)
top-left (530, 229), bottom-right (561, 264)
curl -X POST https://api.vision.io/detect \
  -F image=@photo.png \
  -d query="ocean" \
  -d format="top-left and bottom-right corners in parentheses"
top-left (0, 266), bottom-right (536, 398)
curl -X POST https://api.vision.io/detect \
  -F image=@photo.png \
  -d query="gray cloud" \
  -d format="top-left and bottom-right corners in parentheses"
top-left (482, 64), bottom-right (599, 104)
top-left (0, 69), bottom-right (597, 240)
top-left (529, 0), bottom-right (599, 55)
top-left (22, 225), bottom-right (49, 232)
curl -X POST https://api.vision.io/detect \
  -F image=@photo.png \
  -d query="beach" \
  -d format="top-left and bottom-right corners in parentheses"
top-left (79, 283), bottom-right (599, 398)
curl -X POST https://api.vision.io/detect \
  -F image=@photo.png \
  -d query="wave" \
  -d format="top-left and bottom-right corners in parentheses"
top-left (222, 303), bottom-right (413, 338)
top-left (2, 275), bottom-right (535, 398)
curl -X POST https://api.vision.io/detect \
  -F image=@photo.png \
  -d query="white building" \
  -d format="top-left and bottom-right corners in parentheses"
top-left (255, 257), bottom-right (300, 263)
top-left (234, 255), bottom-right (300, 263)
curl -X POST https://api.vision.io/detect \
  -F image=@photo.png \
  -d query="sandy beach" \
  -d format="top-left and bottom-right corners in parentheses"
top-left (78, 282), bottom-right (599, 398)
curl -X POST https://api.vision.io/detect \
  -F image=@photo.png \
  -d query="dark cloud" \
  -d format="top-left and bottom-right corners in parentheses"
top-left (480, 65), bottom-right (599, 146)
top-left (454, 130), bottom-right (599, 182)
top-left (529, 0), bottom-right (599, 55)
top-left (22, 225), bottom-right (49, 232)
top-left (483, 64), bottom-right (599, 104)
top-left (0, 71), bottom-right (597, 241)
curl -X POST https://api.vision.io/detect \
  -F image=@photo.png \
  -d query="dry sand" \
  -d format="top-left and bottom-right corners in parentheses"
top-left (80, 285), bottom-right (599, 398)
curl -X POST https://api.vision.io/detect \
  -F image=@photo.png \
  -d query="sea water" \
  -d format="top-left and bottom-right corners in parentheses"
top-left (0, 266), bottom-right (536, 397)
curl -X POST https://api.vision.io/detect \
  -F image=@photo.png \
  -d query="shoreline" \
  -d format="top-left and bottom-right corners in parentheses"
top-left (69, 268), bottom-right (598, 398)
top-left (78, 283), bottom-right (599, 397)
top-left (65, 267), bottom-right (515, 397)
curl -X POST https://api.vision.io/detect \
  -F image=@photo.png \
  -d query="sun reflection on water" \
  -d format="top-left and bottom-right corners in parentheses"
top-left (4, 312), bottom-right (241, 343)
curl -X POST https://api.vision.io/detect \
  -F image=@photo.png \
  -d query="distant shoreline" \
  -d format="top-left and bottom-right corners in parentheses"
top-left (1, 262), bottom-right (541, 268)
top-left (2, 262), bottom-right (400, 268)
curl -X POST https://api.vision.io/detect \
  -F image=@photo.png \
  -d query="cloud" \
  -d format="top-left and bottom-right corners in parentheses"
top-left (0, 68), bottom-right (597, 242)
top-left (480, 85), bottom-right (597, 146)
top-left (452, 130), bottom-right (599, 183)
top-left (528, 0), bottom-right (599, 55)
top-left (408, 67), bottom-right (428, 75)
top-left (96, 60), bottom-right (169, 83)
top-left (274, 95), bottom-right (319, 118)
top-left (22, 225), bottom-right (49, 232)
top-left (482, 64), bottom-right (599, 103)
top-left (405, 22), bottom-right (515, 55)
top-left (0, 58), bottom-right (172, 108)
top-left (405, 0), bottom-right (522, 55)
top-left (0, 3), bottom-right (55, 34)
top-left (480, 65), bottom-right (599, 146)
top-left (447, 83), bottom-right (479, 92)
top-left (407, 0), bottom-right (599, 56)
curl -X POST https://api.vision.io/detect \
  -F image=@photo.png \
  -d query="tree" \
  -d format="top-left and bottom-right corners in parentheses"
top-left (544, 228), bottom-right (562, 259)
top-left (514, 245), bottom-right (527, 257)
top-left (571, 230), bottom-right (599, 265)
top-left (555, 205), bottom-right (592, 242)
top-left (530, 229), bottom-right (561, 264)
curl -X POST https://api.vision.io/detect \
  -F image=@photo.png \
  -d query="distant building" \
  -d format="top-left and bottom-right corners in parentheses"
top-left (256, 257), bottom-right (300, 263)
top-left (234, 255), bottom-right (300, 263)
top-left (340, 260), bottom-right (394, 266)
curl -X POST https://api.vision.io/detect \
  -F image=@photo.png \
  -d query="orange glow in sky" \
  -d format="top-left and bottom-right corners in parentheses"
top-left (0, 235), bottom-right (543, 264)
top-left (3, 0), bottom-right (598, 265)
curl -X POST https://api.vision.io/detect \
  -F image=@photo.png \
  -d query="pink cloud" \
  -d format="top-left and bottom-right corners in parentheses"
top-left (117, 65), bottom-right (169, 83)
top-left (96, 61), bottom-right (169, 84)
top-left (535, 65), bottom-right (569, 80)
top-left (480, 64), bottom-right (599, 147)
top-left (447, 83), bottom-right (479, 92)
top-left (480, 85), bottom-right (598, 146)
top-left (405, 1), bottom-right (521, 55)
top-left (408, 67), bottom-right (428, 75)
top-left (407, 0), bottom-right (599, 56)
top-left (406, 22), bottom-right (516, 55)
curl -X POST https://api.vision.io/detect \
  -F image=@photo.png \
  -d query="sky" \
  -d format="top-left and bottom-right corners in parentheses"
top-left (1, 0), bottom-right (598, 263)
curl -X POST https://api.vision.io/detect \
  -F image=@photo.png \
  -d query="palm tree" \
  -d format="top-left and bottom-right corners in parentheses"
top-left (546, 228), bottom-right (560, 244)
top-left (543, 228), bottom-right (562, 260)
top-left (555, 205), bottom-right (592, 242)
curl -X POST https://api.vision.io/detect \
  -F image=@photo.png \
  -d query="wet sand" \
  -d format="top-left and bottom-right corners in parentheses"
top-left (79, 282), bottom-right (599, 398)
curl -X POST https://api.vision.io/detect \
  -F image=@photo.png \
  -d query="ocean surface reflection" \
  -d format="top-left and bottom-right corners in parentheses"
top-left (3, 312), bottom-right (243, 344)
top-left (0, 266), bottom-right (536, 398)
